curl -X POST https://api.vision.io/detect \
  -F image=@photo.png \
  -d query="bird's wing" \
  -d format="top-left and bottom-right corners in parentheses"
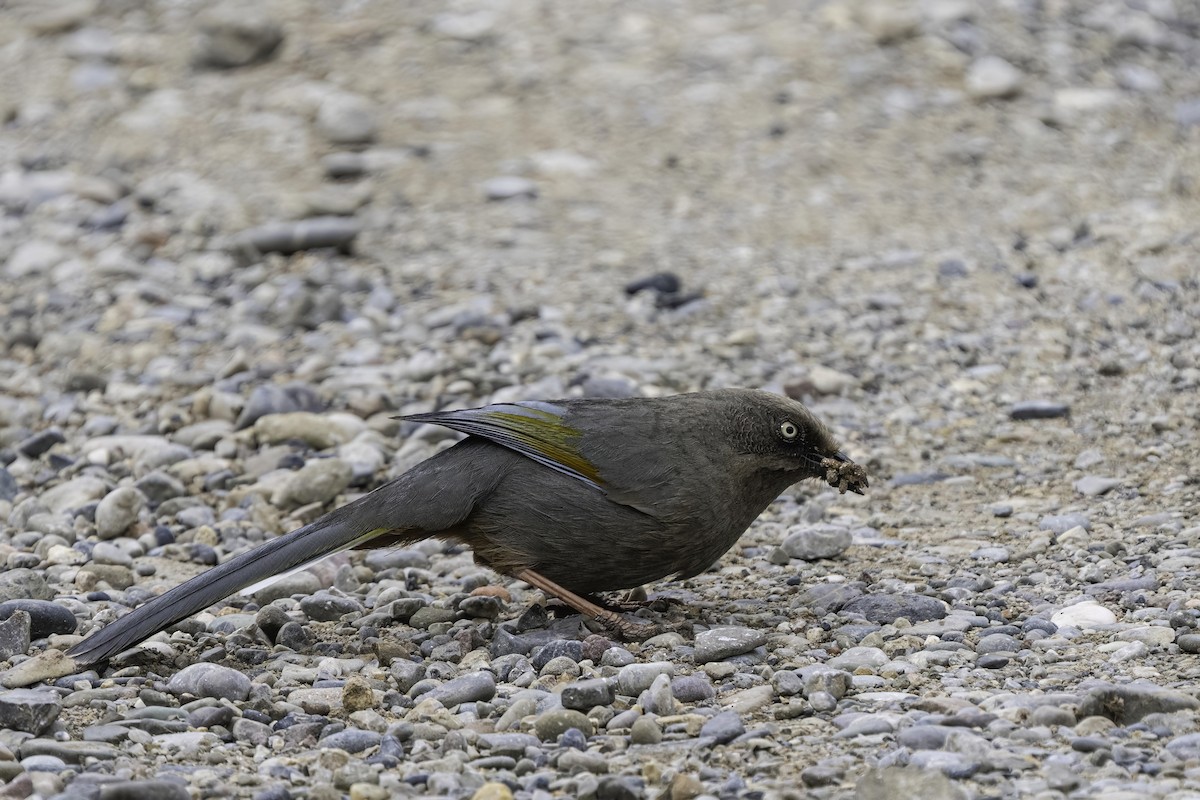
top-left (401, 402), bottom-right (605, 492)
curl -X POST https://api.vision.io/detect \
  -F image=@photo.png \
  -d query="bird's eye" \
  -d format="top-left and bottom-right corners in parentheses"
top-left (779, 421), bottom-right (799, 441)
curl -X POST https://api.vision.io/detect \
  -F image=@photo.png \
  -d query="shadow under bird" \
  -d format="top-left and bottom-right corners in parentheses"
top-left (65, 388), bottom-right (867, 667)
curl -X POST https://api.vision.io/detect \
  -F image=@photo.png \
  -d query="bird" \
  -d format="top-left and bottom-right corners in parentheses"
top-left (65, 388), bottom-right (867, 667)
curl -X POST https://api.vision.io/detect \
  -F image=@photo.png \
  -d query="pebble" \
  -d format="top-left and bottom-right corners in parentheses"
top-left (699, 711), bottom-right (745, 744)
top-left (1074, 475), bottom-right (1120, 496)
top-left (0, 611), bottom-right (31, 660)
top-left (616, 662), bottom-right (674, 696)
top-left (1051, 601), bottom-right (1116, 628)
top-left (693, 626), bottom-right (767, 663)
top-left (166, 663), bottom-right (252, 701)
top-left (0, 689), bottom-right (61, 734)
top-left (1010, 400), bottom-right (1070, 420)
top-left (781, 525), bottom-right (852, 560)
top-left (561, 678), bottom-right (615, 710)
top-left (194, 7), bottom-right (284, 68)
top-left (236, 218), bottom-right (361, 257)
top-left (842, 594), bottom-right (948, 624)
top-left (534, 708), bottom-right (593, 741)
top-left (483, 176), bottom-right (538, 201)
top-left (965, 56), bottom-right (1023, 99)
top-left (425, 672), bottom-right (496, 707)
top-left (94, 487), bottom-right (145, 539)
top-left (273, 458), bottom-right (354, 508)
top-left (316, 92), bottom-right (378, 145)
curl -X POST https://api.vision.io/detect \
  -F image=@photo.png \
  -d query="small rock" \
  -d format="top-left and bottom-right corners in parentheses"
top-left (965, 56), bottom-right (1023, 100)
top-left (630, 716), bottom-right (662, 745)
top-left (0, 689), bottom-right (61, 735)
top-left (273, 458), bottom-right (353, 508)
top-left (0, 611), bottom-right (31, 660)
top-left (1010, 400), bottom-right (1070, 420)
top-left (1074, 476), bottom-right (1119, 496)
top-left (316, 92), bottom-right (378, 145)
top-left (700, 710), bottom-right (744, 744)
top-left (166, 663), bottom-right (252, 701)
top-left (694, 626), bottom-right (767, 663)
top-left (236, 219), bottom-right (361, 258)
top-left (616, 662), bottom-right (674, 695)
top-left (97, 780), bottom-right (190, 800)
top-left (194, 6), bottom-right (284, 68)
top-left (781, 525), bottom-right (852, 560)
top-left (483, 176), bottom-right (537, 201)
top-left (94, 487), bottom-right (145, 539)
top-left (561, 678), bottom-right (615, 711)
top-left (842, 594), bottom-right (948, 624)
top-left (534, 708), bottom-right (593, 741)
top-left (1051, 601), bottom-right (1116, 628)
top-left (0, 600), bottom-right (76, 639)
top-left (426, 672), bottom-right (496, 707)
top-left (1079, 684), bottom-right (1199, 725)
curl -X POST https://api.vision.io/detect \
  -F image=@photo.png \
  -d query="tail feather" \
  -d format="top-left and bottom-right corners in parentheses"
top-left (66, 503), bottom-right (386, 667)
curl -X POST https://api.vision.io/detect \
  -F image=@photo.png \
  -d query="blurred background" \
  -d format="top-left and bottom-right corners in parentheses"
top-left (1, 1), bottom-right (1200, 795)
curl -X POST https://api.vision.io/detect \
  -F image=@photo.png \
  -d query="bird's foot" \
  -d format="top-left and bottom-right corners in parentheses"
top-left (591, 610), bottom-right (693, 642)
top-left (596, 590), bottom-right (684, 614)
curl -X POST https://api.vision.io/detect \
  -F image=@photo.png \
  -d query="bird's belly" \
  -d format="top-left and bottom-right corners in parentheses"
top-left (463, 458), bottom-right (739, 595)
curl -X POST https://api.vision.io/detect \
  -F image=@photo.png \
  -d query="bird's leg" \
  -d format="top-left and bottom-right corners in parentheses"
top-left (514, 568), bottom-right (660, 641)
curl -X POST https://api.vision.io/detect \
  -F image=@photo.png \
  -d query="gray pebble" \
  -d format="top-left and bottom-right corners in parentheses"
top-left (0, 570), bottom-right (54, 603)
top-left (781, 524), bottom-right (852, 560)
top-left (236, 217), bottom-right (361, 256)
top-left (1040, 513), bottom-right (1090, 533)
top-left (166, 663), bottom-right (252, 701)
top-left (700, 710), bottom-right (745, 744)
top-left (194, 8), bottom-right (284, 68)
top-left (842, 594), bottom-right (948, 624)
top-left (478, 732), bottom-right (538, 758)
top-left (616, 661), bottom-right (674, 696)
top-left (0, 611), bottom-right (31, 660)
top-left (639, 673), bottom-right (678, 716)
top-left (561, 678), bottom-right (614, 711)
top-left (273, 458), bottom-right (352, 509)
top-left (319, 728), bottom-right (380, 754)
top-left (0, 600), bottom-right (76, 638)
top-left (426, 672), bottom-right (496, 707)
top-left (316, 92), bottom-right (378, 145)
top-left (534, 708), bottom-right (593, 741)
top-left (94, 487), bottom-right (145, 539)
top-left (299, 592), bottom-right (362, 622)
top-left (1078, 684), bottom-right (1199, 725)
top-left (1074, 475), bottom-right (1120, 496)
top-left (694, 626), bottom-right (767, 663)
top-left (0, 689), bottom-right (61, 735)
top-left (230, 717), bottom-right (271, 746)
top-left (235, 383), bottom-right (325, 430)
top-left (1010, 400), bottom-right (1070, 420)
top-left (671, 674), bottom-right (715, 702)
top-left (630, 715), bottom-right (662, 744)
top-left (484, 176), bottom-right (538, 201)
top-left (253, 571), bottom-right (323, 605)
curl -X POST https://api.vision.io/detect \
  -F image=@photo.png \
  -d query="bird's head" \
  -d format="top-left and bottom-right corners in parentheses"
top-left (725, 390), bottom-right (868, 495)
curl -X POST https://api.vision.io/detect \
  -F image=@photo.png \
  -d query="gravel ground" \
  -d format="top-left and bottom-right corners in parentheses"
top-left (2, 1), bottom-right (1200, 799)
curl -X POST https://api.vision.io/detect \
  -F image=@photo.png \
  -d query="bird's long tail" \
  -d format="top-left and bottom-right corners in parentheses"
top-left (65, 499), bottom-right (398, 667)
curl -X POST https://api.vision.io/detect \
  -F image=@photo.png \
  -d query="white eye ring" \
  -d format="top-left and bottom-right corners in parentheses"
top-left (779, 421), bottom-right (799, 441)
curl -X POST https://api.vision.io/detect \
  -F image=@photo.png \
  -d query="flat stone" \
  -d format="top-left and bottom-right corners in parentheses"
top-left (694, 626), bottom-right (767, 663)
